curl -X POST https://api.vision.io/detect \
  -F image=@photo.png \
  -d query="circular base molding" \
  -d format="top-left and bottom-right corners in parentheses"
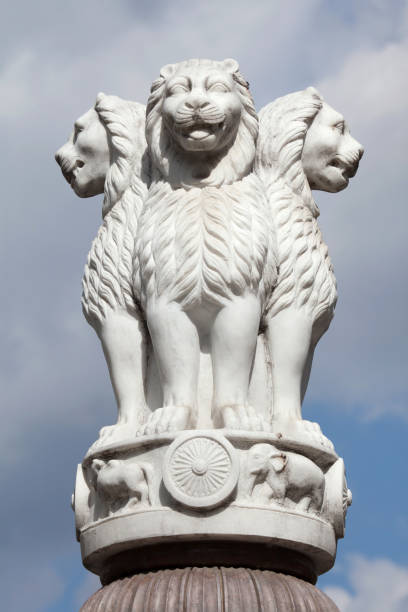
top-left (80, 504), bottom-right (336, 583)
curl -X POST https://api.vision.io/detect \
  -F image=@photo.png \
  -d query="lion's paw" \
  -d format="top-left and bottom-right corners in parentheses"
top-left (220, 404), bottom-right (271, 432)
top-left (295, 420), bottom-right (335, 450)
top-left (137, 406), bottom-right (193, 436)
top-left (271, 419), bottom-right (334, 450)
top-left (90, 423), bottom-right (137, 450)
top-left (101, 422), bottom-right (136, 439)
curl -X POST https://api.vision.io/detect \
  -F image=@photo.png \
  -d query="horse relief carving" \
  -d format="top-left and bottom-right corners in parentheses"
top-left (240, 443), bottom-right (325, 514)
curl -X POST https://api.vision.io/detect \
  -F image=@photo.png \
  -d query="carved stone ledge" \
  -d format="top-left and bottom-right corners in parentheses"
top-left (84, 428), bottom-right (337, 468)
top-left (81, 505), bottom-right (336, 582)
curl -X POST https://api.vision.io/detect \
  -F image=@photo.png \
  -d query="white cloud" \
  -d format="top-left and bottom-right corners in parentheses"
top-left (0, 51), bottom-right (36, 118)
top-left (325, 586), bottom-right (353, 611)
top-left (324, 555), bottom-right (408, 612)
top-left (0, 0), bottom-right (325, 124)
top-left (0, 311), bottom-right (106, 459)
top-left (317, 39), bottom-right (408, 126)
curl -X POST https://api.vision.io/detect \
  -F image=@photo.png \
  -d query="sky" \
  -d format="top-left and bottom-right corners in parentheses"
top-left (1, 0), bottom-right (407, 610)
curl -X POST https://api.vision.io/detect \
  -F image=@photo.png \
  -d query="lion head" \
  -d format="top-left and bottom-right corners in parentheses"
top-left (255, 87), bottom-right (363, 214)
top-left (55, 93), bottom-right (147, 216)
top-left (55, 94), bottom-right (148, 327)
top-left (255, 88), bottom-right (363, 323)
top-left (145, 58), bottom-right (258, 187)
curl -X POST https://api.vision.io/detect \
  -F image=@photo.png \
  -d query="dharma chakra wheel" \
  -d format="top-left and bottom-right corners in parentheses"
top-left (163, 432), bottom-right (239, 509)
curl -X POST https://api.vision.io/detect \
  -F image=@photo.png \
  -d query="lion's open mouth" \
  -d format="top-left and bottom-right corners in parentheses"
top-left (329, 153), bottom-right (360, 179)
top-left (174, 104), bottom-right (226, 142)
top-left (59, 159), bottom-right (84, 185)
top-left (182, 122), bottom-right (223, 140)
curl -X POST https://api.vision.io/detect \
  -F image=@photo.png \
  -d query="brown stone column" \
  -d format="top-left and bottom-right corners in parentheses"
top-left (80, 567), bottom-right (339, 611)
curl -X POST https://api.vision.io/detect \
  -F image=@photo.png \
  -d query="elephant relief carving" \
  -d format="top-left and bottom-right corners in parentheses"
top-left (89, 458), bottom-right (154, 518)
top-left (241, 443), bottom-right (325, 514)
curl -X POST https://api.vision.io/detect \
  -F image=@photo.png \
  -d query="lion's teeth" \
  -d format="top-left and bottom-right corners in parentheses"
top-left (189, 129), bottom-right (210, 139)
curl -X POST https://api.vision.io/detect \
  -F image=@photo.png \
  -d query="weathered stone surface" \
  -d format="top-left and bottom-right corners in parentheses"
top-left (80, 567), bottom-right (339, 611)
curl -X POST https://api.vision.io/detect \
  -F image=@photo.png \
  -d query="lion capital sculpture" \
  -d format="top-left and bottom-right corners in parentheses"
top-left (133, 58), bottom-right (277, 434)
top-left (255, 87), bottom-right (363, 438)
top-left (55, 68), bottom-right (363, 447)
top-left (55, 93), bottom-right (149, 443)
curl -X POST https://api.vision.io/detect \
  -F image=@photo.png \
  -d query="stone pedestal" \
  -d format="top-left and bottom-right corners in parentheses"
top-left (73, 429), bottom-right (350, 591)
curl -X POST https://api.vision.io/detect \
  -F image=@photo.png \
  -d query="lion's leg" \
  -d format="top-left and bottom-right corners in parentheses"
top-left (298, 316), bottom-right (335, 449)
top-left (98, 310), bottom-right (147, 441)
top-left (143, 299), bottom-right (199, 434)
top-left (211, 295), bottom-right (265, 430)
top-left (301, 312), bottom-right (333, 402)
top-left (265, 308), bottom-right (312, 427)
top-left (301, 345), bottom-right (315, 404)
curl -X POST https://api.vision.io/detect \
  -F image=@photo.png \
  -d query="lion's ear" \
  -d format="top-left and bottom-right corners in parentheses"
top-left (305, 86), bottom-right (323, 101)
top-left (221, 58), bottom-right (240, 74)
top-left (160, 63), bottom-right (177, 80)
top-left (96, 92), bottom-right (106, 104)
top-left (92, 459), bottom-right (105, 473)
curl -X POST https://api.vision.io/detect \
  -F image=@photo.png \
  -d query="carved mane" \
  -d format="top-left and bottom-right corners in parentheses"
top-left (145, 58), bottom-right (259, 188)
top-left (135, 59), bottom-right (275, 310)
top-left (82, 94), bottom-right (148, 327)
top-left (255, 88), bottom-right (337, 322)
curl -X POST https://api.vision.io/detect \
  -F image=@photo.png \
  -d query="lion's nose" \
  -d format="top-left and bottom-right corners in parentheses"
top-left (357, 143), bottom-right (364, 160)
top-left (55, 148), bottom-right (64, 167)
top-left (55, 143), bottom-right (70, 167)
top-left (184, 96), bottom-right (210, 111)
top-left (349, 136), bottom-right (364, 161)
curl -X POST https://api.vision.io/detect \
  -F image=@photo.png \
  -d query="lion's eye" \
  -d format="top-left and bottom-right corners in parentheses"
top-left (334, 121), bottom-right (345, 134)
top-left (73, 126), bottom-right (83, 143)
top-left (207, 82), bottom-right (230, 93)
top-left (168, 84), bottom-right (189, 95)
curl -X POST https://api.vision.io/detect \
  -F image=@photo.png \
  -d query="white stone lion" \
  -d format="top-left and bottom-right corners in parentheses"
top-left (133, 58), bottom-right (277, 433)
top-left (55, 93), bottom-right (149, 443)
top-left (255, 87), bottom-right (363, 438)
